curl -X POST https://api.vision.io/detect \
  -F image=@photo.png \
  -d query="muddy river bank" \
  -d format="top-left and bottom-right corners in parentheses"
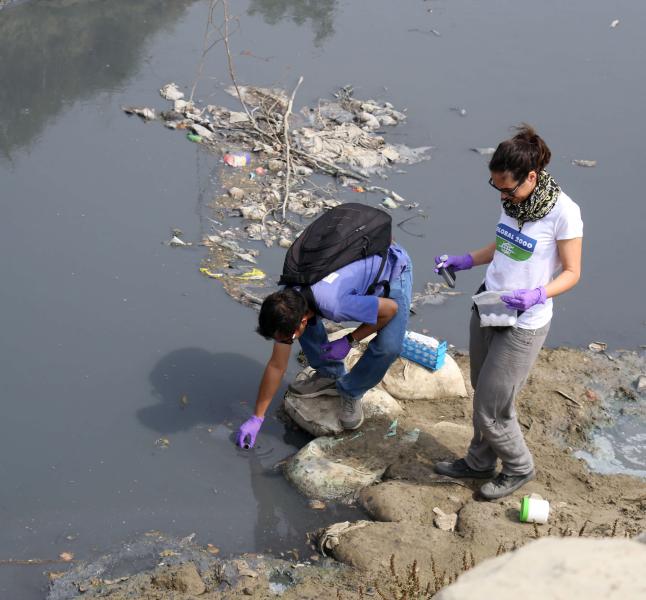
top-left (2, 0), bottom-right (646, 598)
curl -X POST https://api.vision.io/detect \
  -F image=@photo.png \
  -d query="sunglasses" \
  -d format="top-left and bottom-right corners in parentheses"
top-left (488, 175), bottom-right (526, 198)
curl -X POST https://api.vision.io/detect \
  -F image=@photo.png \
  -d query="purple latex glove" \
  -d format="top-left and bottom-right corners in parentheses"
top-left (321, 335), bottom-right (352, 361)
top-left (434, 253), bottom-right (474, 273)
top-left (236, 415), bottom-right (264, 449)
top-left (501, 287), bottom-right (547, 311)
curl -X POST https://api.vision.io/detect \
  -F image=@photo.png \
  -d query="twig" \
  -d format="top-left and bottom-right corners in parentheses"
top-left (222, 0), bottom-right (256, 127)
top-left (281, 76), bottom-right (304, 221)
top-left (397, 214), bottom-right (427, 237)
top-left (190, 0), bottom-right (221, 103)
top-left (554, 389), bottom-right (582, 407)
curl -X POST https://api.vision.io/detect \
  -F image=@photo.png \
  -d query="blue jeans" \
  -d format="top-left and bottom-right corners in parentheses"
top-left (298, 265), bottom-right (413, 401)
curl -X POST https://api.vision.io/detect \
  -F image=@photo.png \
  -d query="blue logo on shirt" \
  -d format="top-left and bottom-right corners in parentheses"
top-left (495, 223), bottom-right (537, 261)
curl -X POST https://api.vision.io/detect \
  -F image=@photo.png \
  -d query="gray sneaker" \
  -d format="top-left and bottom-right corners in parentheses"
top-left (288, 371), bottom-right (339, 398)
top-left (434, 458), bottom-right (496, 479)
top-left (479, 471), bottom-right (535, 500)
top-left (339, 395), bottom-right (364, 430)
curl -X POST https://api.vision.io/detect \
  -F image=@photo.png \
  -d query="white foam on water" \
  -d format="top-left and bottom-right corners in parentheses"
top-left (575, 432), bottom-right (646, 478)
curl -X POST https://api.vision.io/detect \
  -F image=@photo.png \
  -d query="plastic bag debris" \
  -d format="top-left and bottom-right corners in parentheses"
top-left (572, 159), bottom-right (597, 167)
top-left (471, 147), bottom-right (496, 155)
top-left (433, 507), bottom-right (457, 531)
top-left (385, 419), bottom-right (398, 438)
top-left (610, 19), bottom-right (620, 28)
top-left (122, 106), bottom-right (155, 121)
top-left (199, 268), bottom-right (223, 279)
top-left (382, 197), bottom-right (397, 209)
top-left (228, 187), bottom-right (245, 201)
top-left (159, 83), bottom-right (184, 101)
top-left (169, 235), bottom-right (191, 247)
top-left (588, 341), bottom-right (607, 353)
top-left (187, 133), bottom-right (202, 143)
top-left (402, 428), bottom-right (420, 444)
top-left (237, 268), bottom-right (266, 281)
top-left (451, 107), bottom-right (467, 117)
top-left (224, 152), bottom-right (251, 167)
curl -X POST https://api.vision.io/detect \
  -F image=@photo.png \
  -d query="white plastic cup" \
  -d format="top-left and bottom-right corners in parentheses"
top-left (519, 495), bottom-right (550, 524)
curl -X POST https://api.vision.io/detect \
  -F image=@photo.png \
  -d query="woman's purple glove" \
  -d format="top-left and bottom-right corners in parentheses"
top-left (236, 415), bottom-right (264, 449)
top-left (434, 253), bottom-right (474, 273)
top-left (501, 287), bottom-right (547, 311)
top-left (321, 335), bottom-right (352, 361)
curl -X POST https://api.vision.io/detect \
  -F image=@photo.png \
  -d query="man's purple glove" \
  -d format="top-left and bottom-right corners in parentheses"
top-left (434, 253), bottom-right (474, 273)
top-left (321, 334), bottom-right (352, 361)
top-left (501, 287), bottom-right (547, 311)
top-left (236, 415), bottom-right (264, 449)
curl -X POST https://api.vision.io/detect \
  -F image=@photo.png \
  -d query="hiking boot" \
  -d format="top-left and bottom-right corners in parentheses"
top-left (434, 458), bottom-right (496, 480)
top-left (288, 371), bottom-right (339, 398)
top-left (339, 395), bottom-right (364, 430)
top-left (479, 471), bottom-right (535, 500)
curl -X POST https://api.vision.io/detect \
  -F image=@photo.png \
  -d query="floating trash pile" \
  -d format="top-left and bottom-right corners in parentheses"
top-left (123, 82), bottom-right (431, 307)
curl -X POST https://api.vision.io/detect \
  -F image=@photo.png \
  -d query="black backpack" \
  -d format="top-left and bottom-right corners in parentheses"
top-left (278, 203), bottom-right (392, 309)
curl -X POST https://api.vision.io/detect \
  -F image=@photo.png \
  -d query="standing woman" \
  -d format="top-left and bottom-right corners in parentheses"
top-left (434, 125), bottom-right (583, 500)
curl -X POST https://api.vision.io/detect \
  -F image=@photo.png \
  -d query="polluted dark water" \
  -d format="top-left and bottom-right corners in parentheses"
top-left (1, 0), bottom-right (646, 597)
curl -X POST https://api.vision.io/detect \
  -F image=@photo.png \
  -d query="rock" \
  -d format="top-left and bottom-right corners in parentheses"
top-left (378, 115), bottom-right (397, 126)
top-left (229, 111), bottom-right (250, 124)
top-left (284, 368), bottom-right (402, 437)
top-left (191, 123), bottom-right (214, 140)
top-left (268, 159), bottom-right (285, 172)
top-left (636, 375), bottom-right (646, 392)
top-left (321, 521), bottom-right (464, 573)
top-left (359, 481), bottom-right (467, 523)
top-left (159, 83), bottom-right (184, 101)
top-left (151, 562), bottom-right (205, 595)
top-left (284, 437), bottom-right (385, 501)
top-left (294, 165), bottom-right (314, 176)
top-left (240, 204), bottom-right (267, 220)
top-left (228, 187), bottom-right (245, 201)
top-left (433, 507), bottom-right (458, 532)
top-left (358, 112), bottom-right (380, 130)
top-left (435, 538), bottom-right (646, 600)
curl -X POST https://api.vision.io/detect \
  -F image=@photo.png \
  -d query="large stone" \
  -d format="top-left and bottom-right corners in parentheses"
top-left (319, 520), bottom-right (465, 574)
top-left (435, 537), bottom-right (646, 600)
top-left (284, 437), bottom-right (385, 501)
top-left (151, 562), bottom-right (206, 595)
top-left (359, 481), bottom-right (468, 523)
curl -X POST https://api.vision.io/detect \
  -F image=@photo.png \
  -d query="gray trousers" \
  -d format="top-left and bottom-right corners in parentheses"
top-left (466, 309), bottom-right (550, 476)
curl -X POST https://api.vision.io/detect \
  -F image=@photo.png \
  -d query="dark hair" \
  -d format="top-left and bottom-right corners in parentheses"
top-left (256, 288), bottom-right (308, 340)
top-left (489, 124), bottom-right (551, 181)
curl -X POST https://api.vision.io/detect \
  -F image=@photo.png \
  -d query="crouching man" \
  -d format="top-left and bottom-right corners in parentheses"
top-left (236, 241), bottom-right (412, 449)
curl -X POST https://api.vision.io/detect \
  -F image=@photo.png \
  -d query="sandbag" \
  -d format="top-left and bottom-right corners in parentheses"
top-left (283, 437), bottom-right (385, 501)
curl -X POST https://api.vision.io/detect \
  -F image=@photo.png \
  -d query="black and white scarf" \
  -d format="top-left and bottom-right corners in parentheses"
top-left (502, 170), bottom-right (560, 229)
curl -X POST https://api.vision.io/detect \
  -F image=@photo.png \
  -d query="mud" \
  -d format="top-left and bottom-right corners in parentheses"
top-left (49, 347), bottom-right (646, 599)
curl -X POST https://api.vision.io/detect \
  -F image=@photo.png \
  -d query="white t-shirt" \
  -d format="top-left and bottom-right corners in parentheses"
top-left (484, 191), bottom-right (583, 329)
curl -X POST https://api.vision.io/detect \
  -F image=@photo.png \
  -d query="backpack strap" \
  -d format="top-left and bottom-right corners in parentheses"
top-left (366, 252), bottom-right (390, 298)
